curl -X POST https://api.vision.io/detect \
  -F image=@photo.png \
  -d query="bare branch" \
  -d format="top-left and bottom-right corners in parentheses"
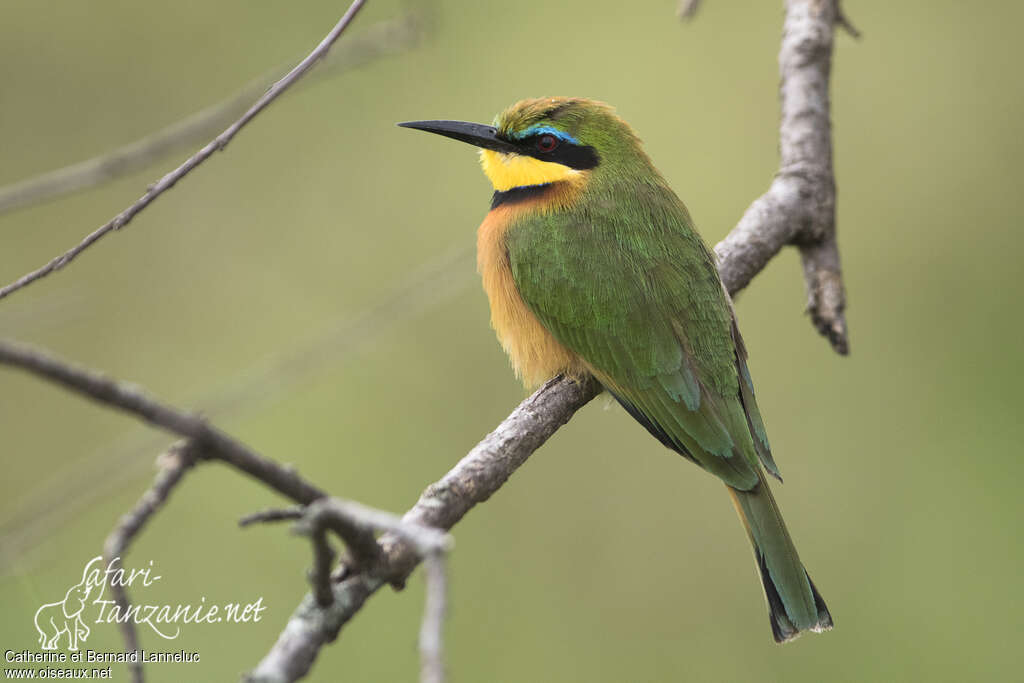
top-left (713, 0), bottom-right (850, 354)
top-left (0, 339), bottom-right (324, 504)
top-left (239, 507), bottom-right (307, 527)
top-left (0, 0), bottom-right (368, 303)
top-left (0, 243), bottom-right (475, 569)
top-left (293, 500), bottom-right (381, 600)
top-left (102, 440), bottom-right (200, 683)
top-left (248, 497), bottom-right (453, 683)
top-left (307, 525), bottom-right (338, 608)
top-left (677, 0), bottom-right (701, 20)
top-left (324, 498), bottom-right (452, 559)
top-left (247, 375), bottom-right (600, 682)
top-left (419, 553), bottom-right (448, 683)
top-left (103, 442), bottom-right (200, 560)
top-left (780, 0), bottom-right (849, 353)
top-left (0, 330), bottom-right (455, 679)
top-left (835, 0), bottom-right (862, 38)
top-left (0, 14), bottom-right (421, 216)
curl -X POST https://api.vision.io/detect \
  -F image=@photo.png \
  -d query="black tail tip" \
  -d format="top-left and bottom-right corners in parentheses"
top-left (758, 552), bottom-right (833, 643)
top-left (769, 571), bottom-right (833, 643)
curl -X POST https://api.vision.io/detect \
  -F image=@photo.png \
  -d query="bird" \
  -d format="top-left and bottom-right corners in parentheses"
top-left (398, 97), bottom-right (832, 643)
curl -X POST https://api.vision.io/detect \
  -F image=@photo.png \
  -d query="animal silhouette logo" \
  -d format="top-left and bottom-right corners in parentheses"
top-left (34, 558), bottom-right (98, 651)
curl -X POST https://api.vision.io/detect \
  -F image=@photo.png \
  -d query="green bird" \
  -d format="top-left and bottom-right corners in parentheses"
top-left (399, 97), bottom-right (832, 642)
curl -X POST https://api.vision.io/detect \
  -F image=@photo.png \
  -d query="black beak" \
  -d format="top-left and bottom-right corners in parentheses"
top-left (397, 120), bottom-right (521, 155)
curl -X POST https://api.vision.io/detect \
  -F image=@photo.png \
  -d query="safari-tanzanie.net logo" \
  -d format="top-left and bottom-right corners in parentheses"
top-left (5, 556), bottom-right (266, 678)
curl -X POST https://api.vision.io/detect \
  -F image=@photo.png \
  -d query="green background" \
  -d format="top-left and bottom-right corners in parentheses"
top-left (1, 1), bottom-right (1021, 681)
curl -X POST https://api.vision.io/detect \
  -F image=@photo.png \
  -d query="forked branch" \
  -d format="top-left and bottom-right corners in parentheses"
top-left (715, 0), bottom-right (851, 353)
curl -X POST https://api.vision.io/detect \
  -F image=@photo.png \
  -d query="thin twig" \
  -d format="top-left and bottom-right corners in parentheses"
top-left (102, 441), bottom-right (200, 683)
top-left (0, 13), bottom-right (421, 216)
top-left (239, 507), bottom-right (307, 527)
top-left (102, 440), bottom-right (199, 564)
top-left (419, 552), bottom-right (447, 683)
top-left (0, 339), bottom-right (324, 504)
top-left (295, 500), bottom-right (383, 593)
top-left (307, 526), bottom-right (338, 608)
top-left (835, 0), bottom-right (862, 38)
top-left (0, 0), bottom-right (368, 303)
top-left (677, 0), bottom-right (701, 20)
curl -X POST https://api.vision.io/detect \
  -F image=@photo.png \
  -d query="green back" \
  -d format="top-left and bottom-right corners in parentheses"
top-left (500, 102), bottom-right (778, 488)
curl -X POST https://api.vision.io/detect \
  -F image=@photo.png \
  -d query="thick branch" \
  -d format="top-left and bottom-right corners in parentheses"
top-left (781, 0), bottom-right (848, 353)
top-left (717, 0), bottom-right (849, 353)
top-left (247, 375), bottom-right (601, 682)
top-left (0, 0), bottom-right (367, 302)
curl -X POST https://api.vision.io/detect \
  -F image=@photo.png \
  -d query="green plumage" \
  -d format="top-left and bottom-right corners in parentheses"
top-left (400, 97), bottom-right (832, 642)
top-left (498, 99), bottom-right (831, 642)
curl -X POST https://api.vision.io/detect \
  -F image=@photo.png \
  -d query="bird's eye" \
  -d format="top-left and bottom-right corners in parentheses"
top-left (536, 134), bottom-right (559, 153)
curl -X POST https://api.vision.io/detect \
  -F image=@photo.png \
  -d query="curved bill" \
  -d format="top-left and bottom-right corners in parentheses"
top-left (397, 120), bottom-right (520, 154)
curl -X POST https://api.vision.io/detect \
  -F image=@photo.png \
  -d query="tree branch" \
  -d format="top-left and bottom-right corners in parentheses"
top-left (0, 242), bottom-right (475, 568)
top-left (251, 0), bottom-right (852, 678)
top-left (677, 0), bottom-right (702, 20)
top-left (0, 0), bottom-right (368, 302)
top-left (0, 13), bottom-right (422, 216)
top-left (102, 441), bottom-right (200, 683)
top-left (245, 498), bottom-right (454, 683)
top-left (0, 340), bottom-right (324, 504)
top-left (716, 0), bottom-right (850, 353)
top-left (0, 334), bottom-right (461, 682)
top-left (291, 501), bottom-right (381, 605)
top-left (419, 552), bottom-right (448, 683)
top-left (246, 375), bottom-right (601, 682)
top-left (239, 507), bottom-right (307, 527)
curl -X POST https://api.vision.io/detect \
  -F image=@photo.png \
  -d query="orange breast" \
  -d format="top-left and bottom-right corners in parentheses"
top-left (476, 195), bottom-right (587, 388)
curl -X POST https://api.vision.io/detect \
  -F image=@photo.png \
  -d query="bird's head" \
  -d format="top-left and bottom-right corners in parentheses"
top-left (399, 97), bottom-right (643, 193)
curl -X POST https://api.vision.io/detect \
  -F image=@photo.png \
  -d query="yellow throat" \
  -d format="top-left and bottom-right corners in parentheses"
top-left (479, 149), bottom-right (581, 192)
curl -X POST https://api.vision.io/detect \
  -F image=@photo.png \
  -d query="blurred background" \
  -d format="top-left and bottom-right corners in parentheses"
top-left (1, 0), bottom-right (1021, 680)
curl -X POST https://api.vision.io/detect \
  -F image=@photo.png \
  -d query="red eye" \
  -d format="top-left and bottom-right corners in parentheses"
top-left (536, 134), bottom-right (558, 153)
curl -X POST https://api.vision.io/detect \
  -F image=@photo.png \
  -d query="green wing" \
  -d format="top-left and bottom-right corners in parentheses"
top-left (507, 188), bottom-right (778, 489)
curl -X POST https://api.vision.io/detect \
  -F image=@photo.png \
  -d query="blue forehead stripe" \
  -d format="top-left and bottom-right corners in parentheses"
top-left (511, 125), bottom-right (580, 145)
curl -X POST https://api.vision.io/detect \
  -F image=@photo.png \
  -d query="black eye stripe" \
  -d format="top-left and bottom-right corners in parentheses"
top-left (514, 134), bottom-right (600, 170)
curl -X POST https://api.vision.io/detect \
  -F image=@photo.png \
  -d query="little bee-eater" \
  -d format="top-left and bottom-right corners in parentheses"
top-left (399, 97), bottom-right (832, 643)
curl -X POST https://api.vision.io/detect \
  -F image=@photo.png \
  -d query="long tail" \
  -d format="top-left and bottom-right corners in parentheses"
top-left (727, 473), bottom-right (833, 643)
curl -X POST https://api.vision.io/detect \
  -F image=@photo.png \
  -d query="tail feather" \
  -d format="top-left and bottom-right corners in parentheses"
top-left (728, 477), bottom-right (832, 643)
